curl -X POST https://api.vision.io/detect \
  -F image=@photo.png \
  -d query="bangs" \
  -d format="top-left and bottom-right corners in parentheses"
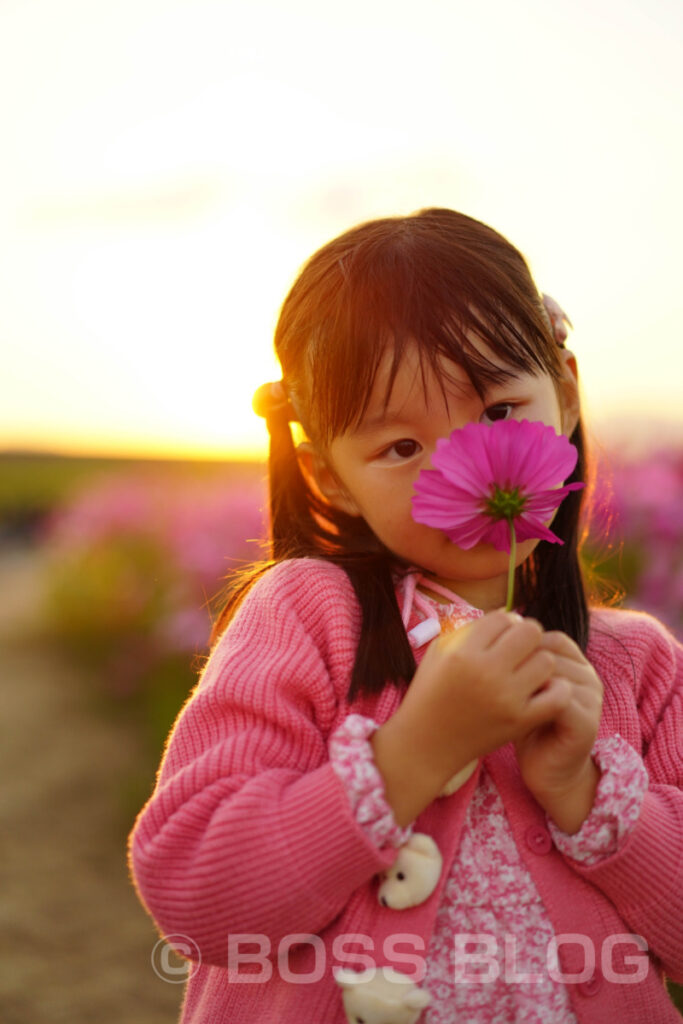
top-left (278, 209), bottom-right (563, 443)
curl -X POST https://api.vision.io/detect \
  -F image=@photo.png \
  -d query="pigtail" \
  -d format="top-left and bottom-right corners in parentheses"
top-left (250, 381), bottom-right (338, 559)
top-left (265, 393), bottom-right (417, 694)
top-left (209, 386), bottom-right (315, 642)
top-left (516, 420), bottom-right (590, 651)
top-left (264, 403), bottom-right (319, 559)
top-left (211, 393), bottom-right (325, 641)
top-left (342, 556), bottom-right (417, 699)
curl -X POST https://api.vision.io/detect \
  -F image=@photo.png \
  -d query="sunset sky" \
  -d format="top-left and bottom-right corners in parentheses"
top-left (1, 0), bottom-right (681, 459)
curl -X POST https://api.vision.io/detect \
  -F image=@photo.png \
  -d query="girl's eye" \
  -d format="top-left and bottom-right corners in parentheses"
top-left (481, 403), bottom-right (514, 425)
top-left (381, 438), bottom-right (422, 460)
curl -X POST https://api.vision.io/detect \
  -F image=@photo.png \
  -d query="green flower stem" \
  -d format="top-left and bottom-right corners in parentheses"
top-left (506, 518), bottom-right (517, 612)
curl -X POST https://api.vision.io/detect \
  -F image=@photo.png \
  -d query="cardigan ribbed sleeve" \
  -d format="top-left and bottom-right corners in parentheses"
top-left (128, 560), bottom-right (396, 967)
top-left (567, 610), bottom-right (683, 981)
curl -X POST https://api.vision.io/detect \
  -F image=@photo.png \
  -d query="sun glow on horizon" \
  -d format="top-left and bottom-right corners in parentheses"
top-left (2, 0), bottom-right (682, 460)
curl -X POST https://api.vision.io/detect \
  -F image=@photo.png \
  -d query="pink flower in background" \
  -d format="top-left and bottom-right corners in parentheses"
top-left (43, 469), bottom-right (267, 671)
top-left (586, 447), bottom-right (683, 633)
top-left (47, 480), bottom-right (155, 548)
top-left (412, 420), bottom-right (584, 609)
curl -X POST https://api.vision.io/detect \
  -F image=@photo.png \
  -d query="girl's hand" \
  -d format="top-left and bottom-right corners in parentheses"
top-left (371, 610), bottom-right (570, 826)
top-left (515, 631), bottom-right (604, 833)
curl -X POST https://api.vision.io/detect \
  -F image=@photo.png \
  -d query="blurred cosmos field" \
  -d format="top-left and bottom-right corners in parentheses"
top-left (8, 444), bottom-right (681, 743)
top-left (1, 442), bottom-right (682, 1021)
top-left (1, 441), bottom-right (681, 768)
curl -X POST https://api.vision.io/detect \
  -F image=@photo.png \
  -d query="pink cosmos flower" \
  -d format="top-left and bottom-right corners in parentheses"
top-left (412, 418), bottom-right (583, 571)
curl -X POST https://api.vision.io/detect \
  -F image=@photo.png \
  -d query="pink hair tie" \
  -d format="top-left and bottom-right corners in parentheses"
top-left (541, 293), bottom-right (573, 347)
top-left (252, 381), bottom-right (298, 421)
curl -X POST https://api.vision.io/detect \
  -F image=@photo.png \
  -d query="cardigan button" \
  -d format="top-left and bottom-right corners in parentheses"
top-left (524, 824), bottom-right (552, 855)
top-left (577, 971), bottom-right (602, 997)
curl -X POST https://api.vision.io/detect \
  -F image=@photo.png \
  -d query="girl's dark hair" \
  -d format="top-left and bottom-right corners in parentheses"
top-left (213, 208), bottom-right (589, 699)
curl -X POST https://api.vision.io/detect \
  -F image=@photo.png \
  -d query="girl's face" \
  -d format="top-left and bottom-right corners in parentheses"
top-left (308, 337), bottom-right (580, 611)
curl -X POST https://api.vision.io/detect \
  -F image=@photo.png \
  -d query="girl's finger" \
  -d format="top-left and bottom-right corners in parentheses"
top-left (540, 631), bottom-right (584, 662)
top-left (544, 643), bottom-right (603, 703)
top-left (492, 617), bottom-right (545, 669)
top-left (523, 676), bottom-right (572, 729)
top-left (442, 608), bottom-right (518, 652)
top-left (475, 609), bottom-right (525, 647)
top-left (550, 654), bottom-right (593, 685)
top-left (512, 648), bottom-right (557, 694)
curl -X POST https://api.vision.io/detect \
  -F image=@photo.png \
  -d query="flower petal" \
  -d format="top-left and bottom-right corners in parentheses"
top-left (431, 428), bottom-right (494, 495)
top-left (413, 475), bottom-right (487, 528)
top-left (480, 518), bottom-right (513, 553)
top-left (514, 515), bottom-right (564, 545)
top-left (512, 421), bottom-right (579, 491)
top-left (443, 517), bottom-right (494, 549)
top-left (411, 419), bottom-right (582, 551)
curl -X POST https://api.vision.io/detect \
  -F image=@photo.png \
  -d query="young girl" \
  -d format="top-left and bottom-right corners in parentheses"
top-left (129, 209), bottom-right (683, 1023)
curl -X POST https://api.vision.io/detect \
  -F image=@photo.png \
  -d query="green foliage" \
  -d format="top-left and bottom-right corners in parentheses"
top-left (0, 451), bottom-right (262, 532)
top-left (45, 535), bottom-right (176, 661)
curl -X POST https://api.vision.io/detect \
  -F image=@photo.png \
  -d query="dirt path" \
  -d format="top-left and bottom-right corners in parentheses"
top-left (0, 547), bottom-right (183, 1023)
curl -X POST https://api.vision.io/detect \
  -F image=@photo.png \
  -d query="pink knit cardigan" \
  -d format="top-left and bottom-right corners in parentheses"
top-left (129, 558), bottom-right (683, 1023)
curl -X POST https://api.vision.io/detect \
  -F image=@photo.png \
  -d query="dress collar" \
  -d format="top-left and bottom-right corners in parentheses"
top-left (397, 569), bottom-right (483, 650)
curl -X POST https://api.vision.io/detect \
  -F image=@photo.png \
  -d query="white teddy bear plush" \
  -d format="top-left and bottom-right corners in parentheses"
top-left (334, 966), bottom-right (431, 1024)
top-left (378, 833), bottom-right (443, 910)
top-left (439, 757), bottom-right (478, 797)
top-left (378, 758), bottom-right (478, 911)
